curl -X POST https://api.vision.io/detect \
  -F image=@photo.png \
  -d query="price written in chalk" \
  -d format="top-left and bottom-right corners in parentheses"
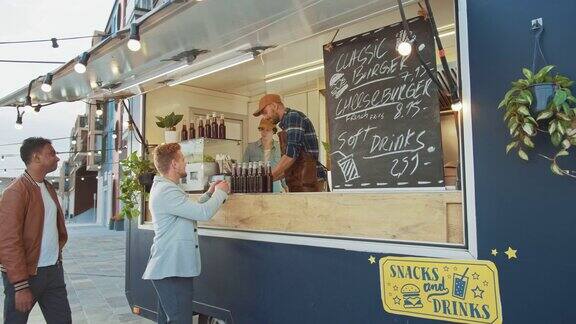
top-left (324, 16), bottom-right (445, 190)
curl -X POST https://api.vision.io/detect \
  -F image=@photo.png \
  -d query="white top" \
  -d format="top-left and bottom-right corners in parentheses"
top-left (263, 149), bottom-right (272, 164)
top-left (37, 182), bottom-right (59, 267)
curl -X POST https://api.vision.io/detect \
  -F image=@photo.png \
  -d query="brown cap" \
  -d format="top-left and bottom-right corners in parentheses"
top-left (253, 94), bottom-right (282, 117)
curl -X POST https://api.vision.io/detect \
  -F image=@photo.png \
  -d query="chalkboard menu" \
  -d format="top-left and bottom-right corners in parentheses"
top-left (323, 16), bottom-right (444, 190)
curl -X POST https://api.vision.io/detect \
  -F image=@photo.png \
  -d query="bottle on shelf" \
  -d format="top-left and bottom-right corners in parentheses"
top-left (211, 113), bottom-right (218, 139)
top-left (180, 124), bottom-right (188, 141)
top-left (205, 114), bottom-right (212, 138)
top-left (231, 163), bottom-right (237, 193)
top-left (218, 114), bottom-right (226, 139)
top-left (255, 162), bottom-right (263, 193)
top-left (198, 118), bottom-right (205, 138)
top-left (266, 161), bottom-right (273, 193)
top-left (239, 162), bottom-right (247, 193)
top-left (247, 162), bottom-right (254, 193)
top-left (189, 119), bottom-right (196, 139)
top-left (261, 161), bottom-right (268, 193)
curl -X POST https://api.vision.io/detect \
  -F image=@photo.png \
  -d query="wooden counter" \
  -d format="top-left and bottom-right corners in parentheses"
top-left (196, 191), bottom-right (464, 245)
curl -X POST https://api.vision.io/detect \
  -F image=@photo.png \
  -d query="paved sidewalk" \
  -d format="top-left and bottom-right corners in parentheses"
top-left (0, 225), bottom-right (153, 323)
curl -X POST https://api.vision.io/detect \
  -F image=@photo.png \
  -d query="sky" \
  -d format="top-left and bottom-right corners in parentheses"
top-left (0, 0), bottom-right (113, 178)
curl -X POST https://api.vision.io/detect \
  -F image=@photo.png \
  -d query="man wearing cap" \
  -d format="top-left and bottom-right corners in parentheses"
top-left (253, 94), bottom-right (325, 192)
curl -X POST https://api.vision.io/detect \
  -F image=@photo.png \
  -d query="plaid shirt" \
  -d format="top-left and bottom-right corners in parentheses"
top-left (278, 108), bottom-right (325, 178)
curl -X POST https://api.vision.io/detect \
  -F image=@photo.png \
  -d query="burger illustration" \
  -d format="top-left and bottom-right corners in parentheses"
top-left (401, 284), bottom-right (423, 309)
top-left (329, 73), bottom-right (349, 100)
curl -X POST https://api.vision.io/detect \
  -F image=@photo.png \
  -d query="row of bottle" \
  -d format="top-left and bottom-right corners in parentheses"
top-left (231, 161), bottom-right (273, 193)
top-left (181, 113), bottom-right (226, 141)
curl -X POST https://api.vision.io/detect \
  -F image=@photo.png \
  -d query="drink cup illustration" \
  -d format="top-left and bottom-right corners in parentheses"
top-left (452, 267), bottom-right (469, 299)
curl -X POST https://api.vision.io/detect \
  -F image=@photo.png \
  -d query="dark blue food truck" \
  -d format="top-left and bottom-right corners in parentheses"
top-left (0, 0), bottom-right (574, 323)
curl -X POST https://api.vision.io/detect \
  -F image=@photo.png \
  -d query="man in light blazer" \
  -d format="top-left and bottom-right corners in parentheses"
top-left (143, 143), bottom-right (229, 324)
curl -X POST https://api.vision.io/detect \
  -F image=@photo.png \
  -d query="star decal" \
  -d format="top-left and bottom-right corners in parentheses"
top-left (368, 255), bottom-right (376, 264)
top-left (491, 249), bottom-right (498, 256)
top-left (393, 296), bottom-right (401, 305)
top-left (443, 266), bottom-right (450, 272)
top-left (472, 272), bottom-right (480, 280)
top-left (393, 285), bottom-right (399, 291)
top-left (471, 285), bottom-right (485, 298)
top-left (504, 247), bottom-right (518, 259)
top-left (483, 280), bottom-right (489, 287)
top-left (453, 266), bottom-right (458, 271)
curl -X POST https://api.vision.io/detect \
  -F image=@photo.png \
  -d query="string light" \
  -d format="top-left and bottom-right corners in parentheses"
top-left (41, 73), bottom-right (53, 93)
top-left (15, 107), bottom-right (24, 130)
top-left (451, 100), bottom-right (463, 111)
top-left (397, 41), bottom-right (412, 56)
top-left (96, 103), bottom-right (103, 116)
top-left (127, 23), bottom-right (141, 52)
top-left (34, 105), bottom-right (42, 113)
top-left (74, 52), bottom-right (90, 74)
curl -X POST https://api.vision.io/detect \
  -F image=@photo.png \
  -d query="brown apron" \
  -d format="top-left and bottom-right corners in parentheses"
top-left (278, 130), bottom-right (320, 192)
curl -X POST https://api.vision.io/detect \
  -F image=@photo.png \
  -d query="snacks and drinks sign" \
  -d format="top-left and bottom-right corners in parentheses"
top-left (379, 257), bottom-right (503, 324)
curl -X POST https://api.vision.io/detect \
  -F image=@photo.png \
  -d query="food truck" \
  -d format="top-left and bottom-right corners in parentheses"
top-left (0, 0), bottom-right (574, 323)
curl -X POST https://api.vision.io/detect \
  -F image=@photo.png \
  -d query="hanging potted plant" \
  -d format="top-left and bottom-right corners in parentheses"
top-left (499, 65), bottom-right (576, 178)
top-left (119, 152), bottom-right (155, 223)
top-left (156, 112), bottom-right (183, 143)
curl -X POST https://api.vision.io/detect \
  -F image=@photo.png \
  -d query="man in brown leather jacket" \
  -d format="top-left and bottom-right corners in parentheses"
top-left (0, 137), bottom-right (71, 323)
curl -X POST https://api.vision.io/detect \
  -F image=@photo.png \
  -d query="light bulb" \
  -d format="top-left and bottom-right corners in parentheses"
top-left (451, 101), bottom-right (463, 111)
top-left (74, 52), bottom-right (90, 74)
top-left (96, 108), bottom-right (103, 116)
top-left (41, 83), bottom-right (52, 93)
top-left (112, 133), bottom-right (117, 139)
top-left (127, 39), bottom-right (141, 52)
top-left (71, 139), bottom-right (77, 145)
top-left (74, 63), bottom-right (87, 74)
top-left (397, 41), bottom-right (412, 56)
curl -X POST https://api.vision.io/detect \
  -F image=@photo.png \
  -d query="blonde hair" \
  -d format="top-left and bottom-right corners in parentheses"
top-left (153, 143), bottom-right (181, 175)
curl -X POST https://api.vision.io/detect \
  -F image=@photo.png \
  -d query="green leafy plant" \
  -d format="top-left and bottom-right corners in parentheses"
top-left (155, 112), bottom-right (183, 131)
top-left (119, 152), bottom-right (155, 219)
top-left (499, 65), bottom-right (576, 178)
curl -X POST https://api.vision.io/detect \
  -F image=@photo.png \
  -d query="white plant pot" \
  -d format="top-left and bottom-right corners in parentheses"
top-left (164, 130), bottom-right (178, 143)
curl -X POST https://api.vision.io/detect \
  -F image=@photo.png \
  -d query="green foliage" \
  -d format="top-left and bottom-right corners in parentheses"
top-left (321, 141), bottom-right (330, 154)
top-left (119, 152), bottom-right (155, 219)
top-left (155, 112), bottom-right (183, 130)
top-left (499, 65), bottom-right (576, 177)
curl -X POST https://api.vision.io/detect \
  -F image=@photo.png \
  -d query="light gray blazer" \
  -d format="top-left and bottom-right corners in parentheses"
top-left (142, 175), bottom-right (227, 280)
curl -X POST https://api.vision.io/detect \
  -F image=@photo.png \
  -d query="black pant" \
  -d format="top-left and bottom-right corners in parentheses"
top-left (152, 277), bottom-right (194, 324)
top-left (2, 262), bottom-right (71, 324)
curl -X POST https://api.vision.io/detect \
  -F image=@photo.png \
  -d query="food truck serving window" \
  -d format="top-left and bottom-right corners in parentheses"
top-left (140, 0), bottom-right (476, 259)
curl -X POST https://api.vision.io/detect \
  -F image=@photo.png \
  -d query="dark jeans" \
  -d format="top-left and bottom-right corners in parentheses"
top-left (152, 277), bottom-right (194, 324)
top-left (2, 262), bottom-right (71, 324)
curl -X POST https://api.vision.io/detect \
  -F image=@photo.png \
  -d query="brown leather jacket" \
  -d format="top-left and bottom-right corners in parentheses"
top-left (0, 172), bottom-right (67, 289)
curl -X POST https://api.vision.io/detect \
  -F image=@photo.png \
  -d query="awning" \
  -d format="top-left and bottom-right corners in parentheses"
top-left (0, 0), bottom-right (404, 108)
